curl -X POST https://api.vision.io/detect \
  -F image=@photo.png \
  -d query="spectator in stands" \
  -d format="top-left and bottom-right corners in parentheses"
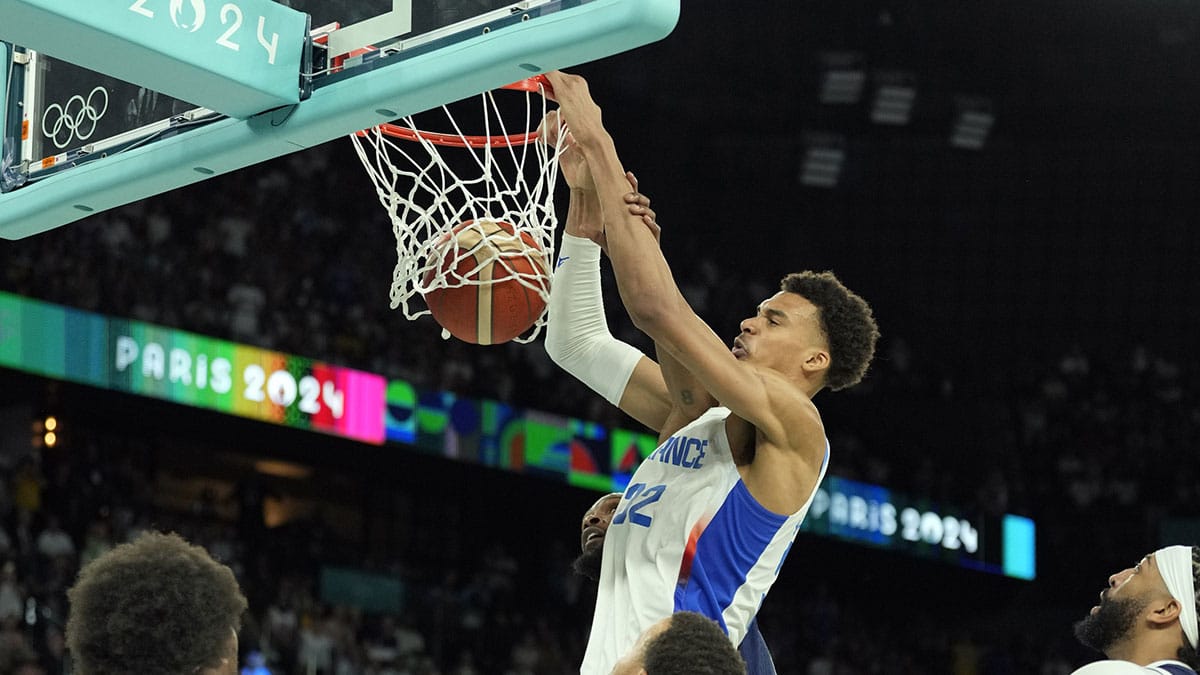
top-left (34, 515), bottom-right (74, 562)
top-left (0, 561), bottom-right (23, 622)
top-left (11, 458), bottom-right (44, 517)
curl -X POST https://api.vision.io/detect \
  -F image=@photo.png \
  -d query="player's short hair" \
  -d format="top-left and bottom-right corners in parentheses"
top-left (1177, 545), bottom-right (1200, 669)
top-left (781, 271), bottom-right (879, 391)
top-left (66, 531), bottom-right (248, 675)
top-left (642, 611), bottom-right (746, 675)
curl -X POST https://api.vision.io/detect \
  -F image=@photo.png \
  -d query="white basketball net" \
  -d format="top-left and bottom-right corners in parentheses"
top-left (350, 80), bottom-right (562, 342)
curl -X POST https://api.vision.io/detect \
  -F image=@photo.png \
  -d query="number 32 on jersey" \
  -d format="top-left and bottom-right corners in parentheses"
top-left (613, 483), bottom-right (667, 527)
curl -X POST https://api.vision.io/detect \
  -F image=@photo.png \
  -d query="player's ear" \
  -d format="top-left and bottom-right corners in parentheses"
top-left (802, 348), bottom-right (829, 374)
top-left (1148, 595), bottom-right (1182, 626)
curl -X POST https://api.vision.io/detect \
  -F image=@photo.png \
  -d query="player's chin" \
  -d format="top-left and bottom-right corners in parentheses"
top-left (583, 535), bottom-right (605, 553)
top-left (571, 546), bottom-right (604, 581)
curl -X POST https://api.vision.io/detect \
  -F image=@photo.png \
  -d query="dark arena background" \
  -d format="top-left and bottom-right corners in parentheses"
top-left (3, 1), bottom-right (1200, 673)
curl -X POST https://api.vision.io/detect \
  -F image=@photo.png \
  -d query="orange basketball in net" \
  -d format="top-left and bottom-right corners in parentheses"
top-left (421, 220), bottom-right (551, 344)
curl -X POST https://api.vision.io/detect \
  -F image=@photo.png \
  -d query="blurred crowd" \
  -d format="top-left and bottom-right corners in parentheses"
top-left (2, 148), bottom-right (1199, 674)
top-left (0, 401), bottom-right (1097, 675)
top-left (0, 429), bottom-right (592, 675)
top-left (3, 345), bottom-right (1183, 674)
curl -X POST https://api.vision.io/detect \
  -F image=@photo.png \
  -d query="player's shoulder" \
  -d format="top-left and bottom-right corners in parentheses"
top-left (762, 386), bottom-right (826, 454)
top-left (1072, 660), bottom-right (1196, 675)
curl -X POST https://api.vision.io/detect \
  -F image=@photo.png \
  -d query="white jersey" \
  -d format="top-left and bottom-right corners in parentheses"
top-left (1072, 661), bottom-right (1197, 675)
top-left (580, 406), bottom-right (829, 675)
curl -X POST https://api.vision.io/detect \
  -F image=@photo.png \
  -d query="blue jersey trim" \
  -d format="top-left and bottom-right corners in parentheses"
top-left (674, 480), bottom-right (789, 631)
top-left (738, 617), bottom-right (777, 675)
top-left (1156, 666), bottom-right (1197, 675)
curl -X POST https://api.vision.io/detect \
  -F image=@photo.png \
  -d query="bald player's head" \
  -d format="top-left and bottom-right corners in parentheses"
top-left (574, 492), bottom-right (621, 581)
top-left (609, 611), bottom-right (746, 675)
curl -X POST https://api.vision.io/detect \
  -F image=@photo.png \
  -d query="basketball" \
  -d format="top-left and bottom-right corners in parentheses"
top-left (421, 220), bottom-right (551, 344)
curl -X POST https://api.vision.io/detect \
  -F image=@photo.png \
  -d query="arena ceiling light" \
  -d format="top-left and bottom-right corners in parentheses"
top-left (818, 51), bottom-right (866, 105)
top-left (799, 132), bottom-right (846, 188)
top-left (950, 96), bottom-right (995, 150)
top-left (870, 70), bottom-right (917, 125)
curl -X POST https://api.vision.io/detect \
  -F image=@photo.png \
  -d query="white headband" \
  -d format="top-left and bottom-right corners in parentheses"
top-left (1155, 545), bottom-right (1197, 650)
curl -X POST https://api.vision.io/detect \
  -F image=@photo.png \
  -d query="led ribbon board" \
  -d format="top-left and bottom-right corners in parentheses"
top-left (802, 475), bottom-right (1036, 579)
top-left (386, 383), bottom-right (1036, 579)
top-left (0, 292), bottom-right (385, 443)
top-left (0, 290), bottom-right (1034, 579)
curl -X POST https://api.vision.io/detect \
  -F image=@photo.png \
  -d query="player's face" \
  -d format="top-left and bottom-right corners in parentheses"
top-left (581, 493), bottom-right (622, 553)
top-left (732, 292), bottom-right (828, 374)
top-left (1074, 553), bottom-right (1166, 653)
top-left (1095, 553), bottom-right (1165, 612)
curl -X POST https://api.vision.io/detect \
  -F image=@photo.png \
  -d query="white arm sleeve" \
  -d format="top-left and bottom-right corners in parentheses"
top-left (545, 233), bottom-right (644, 406)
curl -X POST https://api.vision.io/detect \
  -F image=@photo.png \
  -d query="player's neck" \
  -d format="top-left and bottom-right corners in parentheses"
top-left (1105, 634), bottom-right (1181, 667)
top-left (796, 374), bottom-right (823, 400)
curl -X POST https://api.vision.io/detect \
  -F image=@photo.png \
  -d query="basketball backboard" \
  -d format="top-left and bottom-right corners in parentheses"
top-left (0, 0), bottom-right (679, 239)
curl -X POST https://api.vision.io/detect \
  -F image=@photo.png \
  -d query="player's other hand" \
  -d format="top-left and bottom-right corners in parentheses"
top-left (624, 172), bottom-right (660, 244)
top-left (539, 110), bottom-right (594, 191)
top-left (577, 173), bottom-right (655, 254)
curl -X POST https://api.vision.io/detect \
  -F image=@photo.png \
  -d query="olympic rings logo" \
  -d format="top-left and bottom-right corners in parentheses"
top-left (41, 87), bottom-right (110, 150)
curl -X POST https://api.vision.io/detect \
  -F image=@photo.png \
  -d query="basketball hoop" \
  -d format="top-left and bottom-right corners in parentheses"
top-left (350, 76), bottom-right (562, 343)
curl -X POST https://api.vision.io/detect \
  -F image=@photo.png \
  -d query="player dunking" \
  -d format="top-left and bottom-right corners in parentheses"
top-left (542, 70), bottom-right (880, 673)
top-left (548, 132), bottom-right (777, 673)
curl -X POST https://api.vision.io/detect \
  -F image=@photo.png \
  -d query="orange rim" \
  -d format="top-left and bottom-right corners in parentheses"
top-left (358, 75), bottom-right (553, 148)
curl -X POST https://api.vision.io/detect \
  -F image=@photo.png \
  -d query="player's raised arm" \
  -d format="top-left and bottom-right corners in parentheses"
top-left (618, 177), bottom-right (719, 442)
top-left (541, 108), bottom-right (717, 438)
top-left (542, 111), bottom-right (671, 431)
top-left (621, 193), bottom-right (720, 442)
top-left (544, 71), bottom-right (823, 452)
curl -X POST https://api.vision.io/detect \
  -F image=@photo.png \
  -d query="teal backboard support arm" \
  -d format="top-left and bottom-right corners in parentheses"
top-left (0, 42), bottom-right (23, 193)
top-left (0, 42), bottom-right (8, 185)
top-left (0, 0), bottom-right (679, 240)
top-left (0, 0), bottom-right (310, 118)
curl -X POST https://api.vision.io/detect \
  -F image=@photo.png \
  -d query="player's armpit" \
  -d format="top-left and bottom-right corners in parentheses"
top-left (616, 356), bottom-right (672, 432)
top-left (654, 343), bottom-right (717, 443)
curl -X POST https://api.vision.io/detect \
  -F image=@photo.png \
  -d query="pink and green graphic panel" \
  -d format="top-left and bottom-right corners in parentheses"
top-left (0, 292), bottom-right (384, 444)
top-left (383, 379), bottom-right (658, 492)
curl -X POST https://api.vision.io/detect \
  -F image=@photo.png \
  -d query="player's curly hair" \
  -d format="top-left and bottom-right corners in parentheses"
top-left (643, 611), bottom-right (746, 675)
top-left (781, 271), bottom-right (879, 391)
top-left (66, 531), bottom-right (247, 675)
top-left (1177, 546), bottom-right (1200, 669)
